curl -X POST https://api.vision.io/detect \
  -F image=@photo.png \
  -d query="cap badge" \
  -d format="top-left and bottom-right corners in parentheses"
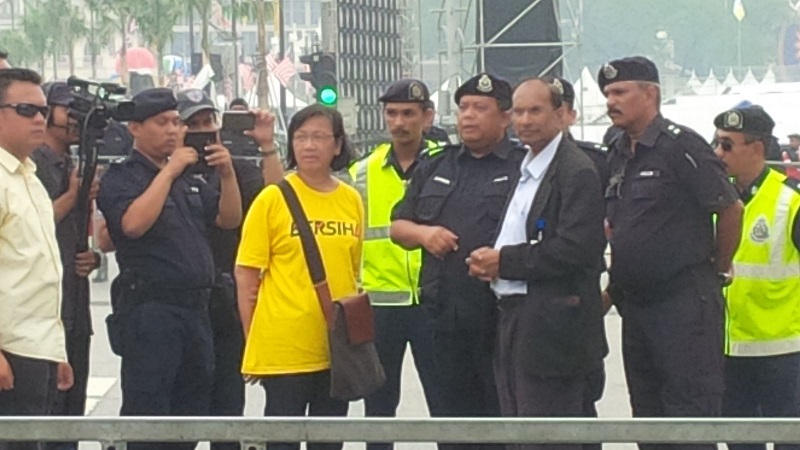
top-left (602, 64), bottom-right (618, 80)
top-left (409, 83), bottom-right (424, 101)
top-left (552, 78), bottom-right (564, 95)
top-left (477, 74), bottom-right (493, 93)
top-left (186, 90), bottom-right (205, 103)
top-left (724, 110), bottom-right (743, 129)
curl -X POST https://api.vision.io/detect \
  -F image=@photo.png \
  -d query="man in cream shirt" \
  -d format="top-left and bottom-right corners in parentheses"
top-left (0, 68), bottom-right (72, 449)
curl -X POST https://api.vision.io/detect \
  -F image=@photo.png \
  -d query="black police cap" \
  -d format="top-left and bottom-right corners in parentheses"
top-left (597, 56), bottom-right (660, 93)
top-left (379, 78), bottom-right (430, 103)
top-left (130, 88), bottom-right (178, 122)
top-left (789, 133), bottom-right (800, 140)
top-left (541, 76), bottom-right (575, 108)
top-left (42, 81), bottom-right (72, 107)
top-left (454, 73), bottom-right (512, 110)
top-left (714, 106), bottom-right (775, 136)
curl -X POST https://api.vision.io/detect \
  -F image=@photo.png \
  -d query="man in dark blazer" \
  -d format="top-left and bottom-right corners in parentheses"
top-left (467, 78), bottom-right (607, 447)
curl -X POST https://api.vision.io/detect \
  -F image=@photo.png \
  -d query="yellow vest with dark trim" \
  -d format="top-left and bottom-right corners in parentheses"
top-left (725, 168), bottom-right (800, 356)
top-left (348, 141), bottom-right (443, 306)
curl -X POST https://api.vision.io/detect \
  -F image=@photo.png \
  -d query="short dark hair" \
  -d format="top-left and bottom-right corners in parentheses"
top-left (286, 105), bottom-right (353, 171)
top-left (513, 77), bottom-right (563, 110)
top-left (0, 68), bottom-right (42, 104)
top-left (229, 97), bottom-right (248, 109)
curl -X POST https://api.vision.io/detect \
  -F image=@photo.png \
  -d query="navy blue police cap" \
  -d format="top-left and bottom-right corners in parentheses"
top-left (379, 78), bottom-right (430, 104)
top-left (542, 76), bottom-right (576, 108)
top-left (454, 73), bottom-right (513, 111)
top-left (714, 106), bottom-right (775, 136)
top-left (130, 88), bottom-right (178, 122)
top-left (42, 81), bottom-right (72, 107)
top-left (597, 56), bottom-right (660, 93)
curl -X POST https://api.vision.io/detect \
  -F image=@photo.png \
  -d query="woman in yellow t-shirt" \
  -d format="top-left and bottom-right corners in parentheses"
top-left (235, 104), bottom-right (363, 450)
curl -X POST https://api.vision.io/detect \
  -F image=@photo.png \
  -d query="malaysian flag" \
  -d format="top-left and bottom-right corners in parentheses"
top-left (266, 51), bottom-right (297, 87)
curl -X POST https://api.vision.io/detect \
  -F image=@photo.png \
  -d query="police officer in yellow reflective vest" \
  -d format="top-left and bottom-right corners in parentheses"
top-left (713, 106), bottom-right (800, 450)
top-left (348, 79), bottom-right (443, 450)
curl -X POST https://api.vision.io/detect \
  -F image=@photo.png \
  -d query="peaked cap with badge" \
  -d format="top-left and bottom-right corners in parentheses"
top-left (177, 88), bottom-right (218, 121)
top-left (454, 73), bottom-right (513, 110)
top-left (379, 78), bottom-right (431, 104)
top-left (713, 106), bottom-right (775, 137)
top-left (597, 56), bottom-right (660, 93)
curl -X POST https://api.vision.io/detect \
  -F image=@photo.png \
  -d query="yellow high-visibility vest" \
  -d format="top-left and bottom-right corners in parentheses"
top-left (348, 141), bottom-right (443, 306)
top-left (726, 168), bottom-right (800, 356)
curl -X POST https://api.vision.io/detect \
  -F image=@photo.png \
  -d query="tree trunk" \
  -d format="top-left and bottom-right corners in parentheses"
top-left (90, 11), bottom-right (96, 79)
top-left (119, 16), bottom-right (129, 86)
top-left (52, 46), bottom-right (58, 79)
top-left (200, 7), bottom-right (211, 65)
top-left (255, 0), bottom-right (269, 108)
top-left (151, 42), bottom-right (162, 87)
top-left (68, 40), bottom-right (75, 76)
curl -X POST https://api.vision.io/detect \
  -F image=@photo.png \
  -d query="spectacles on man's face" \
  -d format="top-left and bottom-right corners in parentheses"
top-left (713, 137), bottom-right (757, 153)
top-left (0, 103), bottom-right (51, 119)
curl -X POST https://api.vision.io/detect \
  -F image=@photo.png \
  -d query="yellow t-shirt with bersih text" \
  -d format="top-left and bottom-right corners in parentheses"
top-left (237, 173), bottom-right (363, 375)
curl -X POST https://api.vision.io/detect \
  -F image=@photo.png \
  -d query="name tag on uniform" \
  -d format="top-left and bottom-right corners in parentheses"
top-left (433, 176), bottom-right (451, 185)
top-left (492, 176), bottom-right (509, 183)
top-left (190, 186), bottom-right (200, 193)
top-left (638, 170), bottom-right (661, 178)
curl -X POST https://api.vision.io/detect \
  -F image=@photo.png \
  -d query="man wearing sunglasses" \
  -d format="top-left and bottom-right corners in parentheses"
top-left (713, 106), bottom-right (800, 449)
top-left (600, 56), bottom-right (742, 450)
top-left (0, 68), bottom-right (74, 450)
top-left (29, 81), bottom-right (99, 450)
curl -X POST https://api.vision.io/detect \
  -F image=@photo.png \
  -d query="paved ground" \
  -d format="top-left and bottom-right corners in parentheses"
top-left (79, 257), bottom-right (637, 449)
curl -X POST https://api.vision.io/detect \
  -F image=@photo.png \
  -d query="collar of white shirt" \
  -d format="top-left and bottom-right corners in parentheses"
top-left (520, 132), bottom-right (562, 182)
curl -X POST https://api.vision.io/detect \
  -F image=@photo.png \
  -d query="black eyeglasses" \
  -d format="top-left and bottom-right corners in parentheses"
top-left (0, 103), bottom-right (51, 119)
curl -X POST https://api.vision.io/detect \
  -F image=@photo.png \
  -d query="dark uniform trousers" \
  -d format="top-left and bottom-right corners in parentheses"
top-left (620, 264), bottom-right (724, 450)
top-left (433, 317), bottom-right (502, 450)
top-left (366, 305), bottom-right (441, 450)
top-left (0, 351), bottom-right (58, 450)
top-left (724, 352), bottom-right (800, 450)
top-left (120, 291), bottom-right (215, 450)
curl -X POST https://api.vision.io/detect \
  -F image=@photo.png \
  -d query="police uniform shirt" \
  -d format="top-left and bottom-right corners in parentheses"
top-left (392, 137), bottom-right (526, 330)
top-left (605, 115), bottom-right (739, 288)
top-left (568, 133), bottom-right (610, 193)
top-left (97, 150), bottom-right (219, 289)
top-left (740, 166), bottom-right (800, 252)
top-left (31, 145), bottom-right (92, 336)
top-left (384, 139), bottom-right (439, 180)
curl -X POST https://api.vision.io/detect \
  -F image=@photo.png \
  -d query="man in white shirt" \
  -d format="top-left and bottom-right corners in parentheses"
top-left (0, 68), bottom-right (72, 450)
top-left (467, 78), bottom-right (607, 449)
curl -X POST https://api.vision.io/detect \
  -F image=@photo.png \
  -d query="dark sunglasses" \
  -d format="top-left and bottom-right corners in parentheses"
top-left (0, 103), bottom-right (51, 119)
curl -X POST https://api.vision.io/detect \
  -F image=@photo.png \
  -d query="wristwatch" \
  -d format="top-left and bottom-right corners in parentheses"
top-left (717, 271), bottom-right (733, 287)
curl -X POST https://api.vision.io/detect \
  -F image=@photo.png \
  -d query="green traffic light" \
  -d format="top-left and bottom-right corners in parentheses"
top-left (318, 86), bottom-right (338, 106)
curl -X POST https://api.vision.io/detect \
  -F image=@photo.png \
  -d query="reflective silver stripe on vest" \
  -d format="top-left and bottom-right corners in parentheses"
top-left (728, 335), bottom-right (800, 357)
top-left (369, 290), bottom-right (415, 306)
top-left (365, 226), bottom-right (390, 240)
top-left (353, 148), bottom-right (392, 242)
top-left (734, 187), bottom-right (800, 280)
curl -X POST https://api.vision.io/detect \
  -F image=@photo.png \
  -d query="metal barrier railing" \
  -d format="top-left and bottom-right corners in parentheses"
top-left (1, 417), bottom-right (800, 448)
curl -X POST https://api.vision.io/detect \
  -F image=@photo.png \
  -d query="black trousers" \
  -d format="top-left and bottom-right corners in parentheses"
top-left (46, 332), bottom-right (91, 450)
top-left (582, 367), bottom-right (606, 450)
top-left (365, 305), bottom-right (441, 450)
top-left (620, 265), bottom-right (724, 450)
top-left (434, 327), bottom-right (502, 450)
top-left (0, 351), bottom-right (58, 450)
top-left (723, 352), bottom-right (800, 450)
top-left (209, 284), bottom-right (246, 450)
top-left (120, 301), bottom-right (215, 450)
top-left (261, 370), bottom-right (349, 450)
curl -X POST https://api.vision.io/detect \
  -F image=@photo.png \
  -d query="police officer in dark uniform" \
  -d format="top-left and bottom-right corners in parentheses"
top-left (600, 57), bottom-right (743, 450)
top-left (391, 73), bottom-right (526, 450)
top-left (31, 81), bottom-right (99, 450)
top-left (423, 100), bottom-right (452, 146)
top-left (97, 88), bottom-right (242, 450)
